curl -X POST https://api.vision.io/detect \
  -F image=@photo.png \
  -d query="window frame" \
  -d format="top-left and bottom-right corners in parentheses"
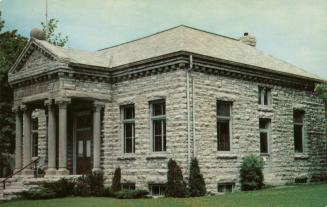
top-left (216, 101), bottom-right (232, 152)
top-left (293, 110), bottom-right (305, 153)
top-left (217, 182), bottom-right (235, 193)
top-left (259, 118), bottom-right (271, 155)
top-left (149, 184), bottom-right (166, 196)
top-left (121, 104), bottom-right (135, 154)
top-left (32, 118), bottom-right (38, 158)
top-left (121, 183), bottom-right (136, 191)
top-left (258, 86), bottom-right (272, 106)
top-left (150, 100), bottom-right (166, 152)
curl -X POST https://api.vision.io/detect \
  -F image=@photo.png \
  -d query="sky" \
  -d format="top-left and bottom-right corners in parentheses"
top-left (1, 0), bottom-right (327, 79)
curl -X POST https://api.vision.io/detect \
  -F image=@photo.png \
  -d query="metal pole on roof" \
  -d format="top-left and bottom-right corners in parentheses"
top-left (45, 0), bottom-right (48, 40)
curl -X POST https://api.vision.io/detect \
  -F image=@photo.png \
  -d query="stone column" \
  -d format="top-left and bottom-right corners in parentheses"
top-left (14, 107), bottom-right (22, 174)
top-left (45, 100), bottom-right (57, 176)
top-left (22, 104), bottom-right (33, 176)
top-left (56, 98), bottom-right (70, 175)
top-left (92, 101), bottom-right (104, 172)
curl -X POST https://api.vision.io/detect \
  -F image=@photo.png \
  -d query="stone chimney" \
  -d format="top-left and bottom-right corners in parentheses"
top-left (239, 32), bottom-right (256, 47)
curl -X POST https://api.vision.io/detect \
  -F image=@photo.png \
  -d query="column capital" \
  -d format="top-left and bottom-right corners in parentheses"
top-left (20, 104), bottom-right (30, 112)
top-left (55, 98), bottom-right (71, 108)
top-left (44, 99), bottom-right (54, 107)
top-left (12, 105), bottom-right (20, 113)
top-left (94, 101), bottom-right (105, 111)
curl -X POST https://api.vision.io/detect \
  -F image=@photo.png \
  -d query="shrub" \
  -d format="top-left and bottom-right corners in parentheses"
top-left (114, 190), bottom-right (149, 199)
top-left (166, 158), bottom-right (187, 197)
top-left (295, 176), bottom-right (308, 184)
top-left (43, 178), bottom-right (75, 197)
top-left (103, 187), bottom-right (114, 197)
top-left (240, 155), bottom-right (264, 191)
top-left (21, 187), bottom-right (56, 200)
top-left (111, 167), bottom-right (121, 193)
top-left (189, 158), bottom-right (206, 197)
top-left (74, 175), bottom-right (91, 197)
top-left (87, 171), bottom-right (105, 196)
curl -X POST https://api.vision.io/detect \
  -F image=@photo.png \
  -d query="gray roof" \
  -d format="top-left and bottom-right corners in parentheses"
top-left (34, 25), bottom-right (321, 81)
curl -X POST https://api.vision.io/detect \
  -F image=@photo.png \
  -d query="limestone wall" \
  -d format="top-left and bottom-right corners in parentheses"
top-left (102, 69), bottom-right (189, 189)
top-left (102, 70), bottom-right (326, 193)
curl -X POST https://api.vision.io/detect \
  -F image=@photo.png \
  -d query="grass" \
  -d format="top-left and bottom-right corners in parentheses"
top-left (1, 183), bottom-right (327, 207)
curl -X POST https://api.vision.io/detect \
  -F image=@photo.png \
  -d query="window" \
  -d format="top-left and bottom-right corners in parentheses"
top-left (258, 86), bottom-right (271, 105)
top-left (150, 100), bottom-right (166, 152)
top-left (122, 105), bottom-right (135, 153)
top-left (293, 110), bottom-right (304, 153)
top-left (121, 183), bottom-right (136, 191)
top-left (218, 183), bottom-right (234, 193)
top-left (217, 101), bottom-right (232, 151)
top-left (259, 119), bottom-right (270, 154)
top-left (149, 184), bottom-right (166, 196)
top-left (32, 118), bottom-right (38, 157)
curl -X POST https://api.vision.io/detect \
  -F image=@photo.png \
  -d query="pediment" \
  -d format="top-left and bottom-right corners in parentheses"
top-left (9, 40), bottom-right (59, 75)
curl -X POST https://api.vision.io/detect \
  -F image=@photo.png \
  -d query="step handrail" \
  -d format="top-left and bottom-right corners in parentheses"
top-left (1, 157), bottom-right (40, 189)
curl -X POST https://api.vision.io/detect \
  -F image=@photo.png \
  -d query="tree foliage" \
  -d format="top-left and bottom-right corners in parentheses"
top-left (166, 159), bottom-right (187, 197)
top-left (41, 18), bottom-right (68, 47)
top-left (189, 158), bottom-right (206, 197)
top-left (315, 83), bottom-right (327, 100)
top-left (111, 167), bottom-right (121, 193)
top-left (240, 155), bottom-right (264, 191)
top-left (0, 12), bottom-right (28, 176)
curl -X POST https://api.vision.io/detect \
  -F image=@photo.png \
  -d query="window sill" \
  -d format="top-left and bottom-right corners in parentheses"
top-left (260, 153), bottom-right (270, 157)
top-left (216, 153), bottom-right (237, 159)
top-left (258, 105), bottom-right (273, 112)
top-left (294, 153), bottom-right (309, 160)
top-left (117, 154), bottom-right (136, 161)
top-left (146, 153), bottom-right (169, 160)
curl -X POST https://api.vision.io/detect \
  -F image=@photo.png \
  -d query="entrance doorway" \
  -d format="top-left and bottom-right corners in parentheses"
top-left (74, 111), bottom-right (92, 175)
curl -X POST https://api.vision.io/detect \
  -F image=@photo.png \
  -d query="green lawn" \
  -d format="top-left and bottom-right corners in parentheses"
top-left (2, 183), bottom-right (327, 207)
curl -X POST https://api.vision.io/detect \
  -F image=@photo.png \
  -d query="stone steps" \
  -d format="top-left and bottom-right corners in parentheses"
top-left (0, 177), bottom-right (45, 201)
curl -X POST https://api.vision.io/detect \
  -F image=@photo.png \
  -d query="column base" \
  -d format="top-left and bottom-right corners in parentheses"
top-left (45, 168), bottom-right (57, 177)
top-left (22, 169), bottom-right (34, 177)
top-left (57, 168), bottom-right (70, 176)
top-left (92, 168), bottom-right (102, 173)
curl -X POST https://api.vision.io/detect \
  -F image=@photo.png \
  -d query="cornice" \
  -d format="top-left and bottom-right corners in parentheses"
top-left (10, 51), bottom-right (317, 92)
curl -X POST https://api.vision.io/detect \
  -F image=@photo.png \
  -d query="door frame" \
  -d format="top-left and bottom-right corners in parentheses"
top-left (73, 111), bottom-right (92, 175)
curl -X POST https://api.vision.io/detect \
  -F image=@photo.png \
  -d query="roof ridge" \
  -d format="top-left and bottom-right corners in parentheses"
top-left (98, 25), bottom-right (238, 52)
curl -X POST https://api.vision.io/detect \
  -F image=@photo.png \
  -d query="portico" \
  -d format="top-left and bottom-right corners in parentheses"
top-left (13, 98), bottom-right (104, 177)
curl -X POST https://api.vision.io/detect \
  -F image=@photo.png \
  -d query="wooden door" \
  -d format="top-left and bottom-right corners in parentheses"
top-left (75, 112), bottom-right (92, 175)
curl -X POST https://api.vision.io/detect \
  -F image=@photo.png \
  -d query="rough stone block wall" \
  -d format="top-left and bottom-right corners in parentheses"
top-left (192, 71), bottom-right (326, 193)
top-left (102, 69), bottom-right (189, 189)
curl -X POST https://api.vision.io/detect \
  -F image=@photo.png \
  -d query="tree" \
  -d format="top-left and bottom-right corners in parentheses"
top-left (315, 83), bottom-right (327, 100)
top-left (41, 18), bottom-right (68, 47)
top-left (189, 158), bottom-right (206, 197)
top-left (111, 167), bottom-right (121, 193)
top-left (0, 12), bottom-right (28, 177)
top-left (166, 159), bottom-right (187, 197)
top-left (0, 12), bottom-right (68, 176)
top-left (240, 155), bottom-right (264, 191)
